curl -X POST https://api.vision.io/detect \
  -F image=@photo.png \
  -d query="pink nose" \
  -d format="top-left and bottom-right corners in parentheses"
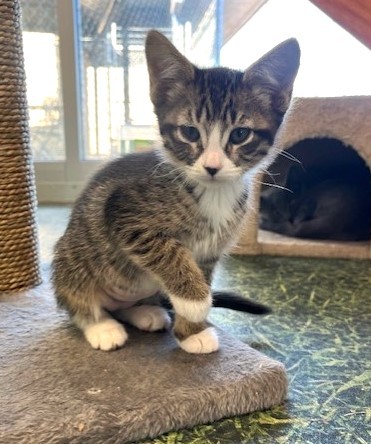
top-left (203, 151), bottom-right (223, 171)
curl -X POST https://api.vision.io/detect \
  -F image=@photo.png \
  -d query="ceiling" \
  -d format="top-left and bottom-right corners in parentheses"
top-left (309, 0), bottom-right (371, 49)
top-left (223, 0), bottom-right (371, 49)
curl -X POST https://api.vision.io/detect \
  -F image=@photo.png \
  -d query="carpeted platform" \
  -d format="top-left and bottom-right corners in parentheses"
top-left (1, 206), bottom-right (369, 443)
top-left (0, 271), bottom-right (287, 444)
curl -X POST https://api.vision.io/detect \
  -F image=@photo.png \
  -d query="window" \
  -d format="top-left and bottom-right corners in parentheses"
top-left (21, 0), bottom-right (65, 161)
top-left (21, 0), bottom-right (222, 202)
top-left (21, 0), bottom-right (370, 203)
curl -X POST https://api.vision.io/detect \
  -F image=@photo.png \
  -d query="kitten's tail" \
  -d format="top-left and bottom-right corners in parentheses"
top-left (212, 290), bottom-right (271, 314)
top-left (160, 290), bottom-right (270, 315)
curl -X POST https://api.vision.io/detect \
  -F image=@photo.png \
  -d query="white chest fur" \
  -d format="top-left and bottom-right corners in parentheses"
top-left (190, 180), bottom-right (246, 260)
top-left (196, 180), bottom-right (245, 230)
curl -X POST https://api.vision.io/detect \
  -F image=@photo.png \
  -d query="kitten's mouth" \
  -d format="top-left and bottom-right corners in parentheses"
top-left (197, 174), bottom-right (235, 184)
top-left (184, 165), bottom-right (242, 185)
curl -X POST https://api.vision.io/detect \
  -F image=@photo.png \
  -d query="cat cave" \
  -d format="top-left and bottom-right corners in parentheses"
top-left (234, 96), bottom-right (371, 260)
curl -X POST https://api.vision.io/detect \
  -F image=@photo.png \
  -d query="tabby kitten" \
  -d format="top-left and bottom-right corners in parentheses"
top-left (52, 31), bottom-right (300, 354)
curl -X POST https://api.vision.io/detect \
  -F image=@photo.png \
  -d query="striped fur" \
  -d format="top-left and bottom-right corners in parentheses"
top-left (52, 31), bottom-right (300, 353)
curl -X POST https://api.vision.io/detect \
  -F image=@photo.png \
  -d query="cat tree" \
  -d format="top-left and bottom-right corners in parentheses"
top-left (234, 96), bottom-right (371, 260)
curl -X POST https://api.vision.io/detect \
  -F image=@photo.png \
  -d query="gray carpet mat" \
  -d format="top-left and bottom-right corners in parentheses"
top-left (0, 278), bottom-right (287, 443)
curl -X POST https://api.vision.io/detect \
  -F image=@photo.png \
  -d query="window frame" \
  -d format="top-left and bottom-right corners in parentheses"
top-left (34, 0), bottom-right (104, 203)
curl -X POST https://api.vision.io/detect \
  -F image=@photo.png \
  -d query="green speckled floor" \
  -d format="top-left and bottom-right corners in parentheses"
top-left (38, 206), bottom-right (371, 444)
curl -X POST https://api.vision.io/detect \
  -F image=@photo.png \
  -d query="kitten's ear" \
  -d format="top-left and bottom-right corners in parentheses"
top-left (243, 39), bottom-right (300, 115)
top-left (145, 30), bottom-right (194, 105)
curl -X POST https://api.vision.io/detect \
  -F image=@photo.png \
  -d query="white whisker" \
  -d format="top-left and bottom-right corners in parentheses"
top-left (261, 168), bottom-right (280, 186)
top-left (255, 180), bottom-right (293, 193)
top-left (151, 162), bottom-right (185, 180)
top-left (276, 149), bottom-right (302, 165)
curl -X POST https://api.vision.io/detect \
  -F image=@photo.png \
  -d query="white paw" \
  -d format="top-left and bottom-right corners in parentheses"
top-left (117, 305), bottom-right (171, 332)
top-left (178, 327), bottom-right (219, 354)
top-left (84, 319), bottom-right (128, 351)
top-left (170, 293), bottom-right (212, 323)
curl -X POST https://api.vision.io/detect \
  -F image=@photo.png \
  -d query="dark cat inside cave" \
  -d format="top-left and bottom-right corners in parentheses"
top-left (259, 138), bottom-right (371, 242)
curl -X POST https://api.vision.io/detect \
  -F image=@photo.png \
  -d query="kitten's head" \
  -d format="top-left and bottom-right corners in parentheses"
top-left (145, 31), bottom-right (300, 185)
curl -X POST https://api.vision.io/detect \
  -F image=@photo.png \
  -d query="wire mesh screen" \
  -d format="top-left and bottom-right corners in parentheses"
top-left (79, 0), bottom-right (222, 159)
top-left (20, 0), bottom-right (65, 161)
top-left (20, 0), bottom-right (221, 161)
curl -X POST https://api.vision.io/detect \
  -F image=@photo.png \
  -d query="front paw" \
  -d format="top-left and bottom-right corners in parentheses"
top-left (170, 292), bottom-right (212, 323)
top-left (178, 327), bottom-right (219, 354)
top-left (84, 319), bottom-right (128, 351)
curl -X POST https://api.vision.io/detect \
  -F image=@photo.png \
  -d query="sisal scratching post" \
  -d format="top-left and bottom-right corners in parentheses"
top-left (0, 0), bottom-right (41, 292)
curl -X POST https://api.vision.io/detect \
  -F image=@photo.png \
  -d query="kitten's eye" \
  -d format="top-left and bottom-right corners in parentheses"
top-left (179, 126), bottom-right (200, 142)
top-left (229, 127), bottom-right (252, 145)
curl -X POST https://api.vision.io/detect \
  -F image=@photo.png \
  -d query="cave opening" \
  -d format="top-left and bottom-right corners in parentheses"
top-left (259, 137), bottom-right (371, 242)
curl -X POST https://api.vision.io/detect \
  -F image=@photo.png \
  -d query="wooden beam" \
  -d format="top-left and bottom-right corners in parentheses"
top-left (310, 0), bottom-right (371, 49)
top-left (223, 0), bottom-right (268, 44)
